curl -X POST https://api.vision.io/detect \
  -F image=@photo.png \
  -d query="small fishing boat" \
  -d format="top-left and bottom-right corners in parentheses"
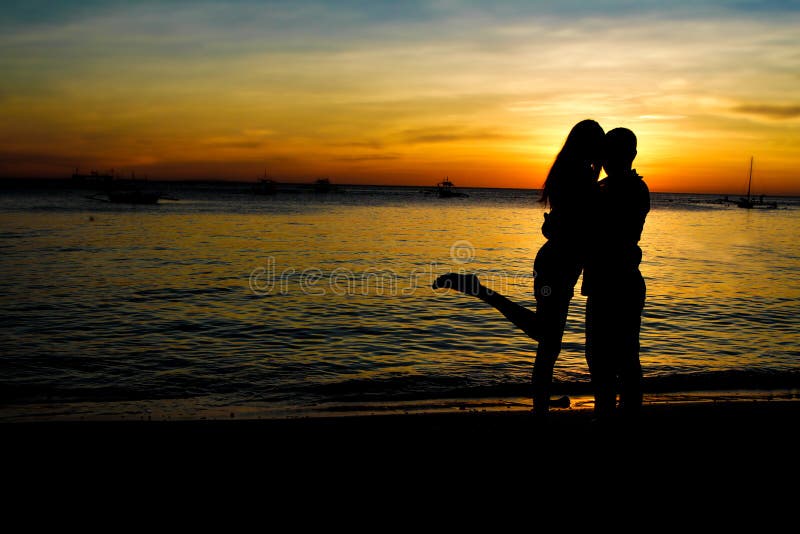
top-left (313, 178), bottom-right (334, 193)
top-left (253, 171), bottom-right (278, 195)
top-left (434, 178), bottom-right (469, 198)
top-left (72, 168), bottom-right (114, 181)
top-left (83, 171), bottom-right (168, 205)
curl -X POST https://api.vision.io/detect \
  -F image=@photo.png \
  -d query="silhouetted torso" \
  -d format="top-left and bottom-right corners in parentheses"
top-left (541, 161), bottom-right (595, 255)
top-left (582, 169), bottom-right (649, 296)
top-left (536, 161), bottom-right (594, 297)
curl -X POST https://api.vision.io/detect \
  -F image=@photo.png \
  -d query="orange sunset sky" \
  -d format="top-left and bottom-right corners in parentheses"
top-left (1, 1), bottom-right (799, 194)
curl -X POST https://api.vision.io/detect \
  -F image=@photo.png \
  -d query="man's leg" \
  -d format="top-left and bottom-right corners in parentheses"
top-left (586, 295), bottom-right (616, 418)
top-left (619, 279), bottom-right (645, 416)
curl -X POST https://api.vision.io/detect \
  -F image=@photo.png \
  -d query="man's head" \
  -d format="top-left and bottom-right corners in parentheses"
top-left (604, 128), bottom-right (637, 176)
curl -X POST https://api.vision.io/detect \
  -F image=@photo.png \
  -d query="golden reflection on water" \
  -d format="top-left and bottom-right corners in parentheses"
top-left (1, 192), bottom-right (799, 418)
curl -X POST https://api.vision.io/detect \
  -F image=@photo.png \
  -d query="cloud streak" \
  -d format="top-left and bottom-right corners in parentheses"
top-left (333, 153), bottom-right (402, 162)
top-left (1, 1), bottom-right (799, 192)
top-left (399, 127), bottom-right (518, 144)
top-left (733, 104), bottom-right (800, 120)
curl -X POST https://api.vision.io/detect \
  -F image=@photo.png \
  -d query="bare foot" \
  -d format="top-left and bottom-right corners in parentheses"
top-left (432, 273), bottom-right (482, 296)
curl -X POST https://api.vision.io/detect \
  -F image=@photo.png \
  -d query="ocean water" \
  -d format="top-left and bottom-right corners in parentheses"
top-left (1, 182), bottom-right (799, 420)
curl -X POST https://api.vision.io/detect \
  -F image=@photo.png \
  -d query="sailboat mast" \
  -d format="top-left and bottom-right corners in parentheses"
top-left (746, 156), bottom-right (753, 201)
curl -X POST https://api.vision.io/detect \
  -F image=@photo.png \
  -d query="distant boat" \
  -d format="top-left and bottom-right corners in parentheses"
top-left (313, 178), bottom-right (334, 193)
top-left (434, 177), bottom-right (469, 198)
top-left (72, 167), bottom-right (114, 185)
top-left (253, 171), bottom-right (278, 195)
top-left (737, 157), bottom-right (777, 209)
top-left (82, 170), bottom-right (168, 205)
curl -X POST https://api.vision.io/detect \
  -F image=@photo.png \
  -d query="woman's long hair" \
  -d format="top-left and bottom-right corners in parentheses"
top-left (539, 119), bottom-right (604, 207)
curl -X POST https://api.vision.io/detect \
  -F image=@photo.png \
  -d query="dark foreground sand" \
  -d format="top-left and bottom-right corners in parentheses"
top-left (5, 400), bottom-right (798, 466)
top-left (4, 400), bottom-right (799, 510)
top-left (6, 401), bottom-right (796, 514)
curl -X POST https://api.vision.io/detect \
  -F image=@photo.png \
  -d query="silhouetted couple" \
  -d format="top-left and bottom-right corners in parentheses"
top-left (433, 120), bottom-right (649, 419)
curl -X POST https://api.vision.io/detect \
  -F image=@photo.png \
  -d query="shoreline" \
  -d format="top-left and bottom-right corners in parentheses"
top-left (5, 397), bottom-right (799, 442)
top-left (7, 397), bottom-right (798, 431)
top-left (2, 388), bottom-right (797, 423)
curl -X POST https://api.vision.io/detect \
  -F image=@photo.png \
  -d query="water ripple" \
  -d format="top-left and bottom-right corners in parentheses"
top-left (1, 188), bottom-right (799, 414)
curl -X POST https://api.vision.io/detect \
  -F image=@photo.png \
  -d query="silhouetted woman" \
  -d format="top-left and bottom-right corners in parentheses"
top-left (433, 119), bottom-right (604, 415)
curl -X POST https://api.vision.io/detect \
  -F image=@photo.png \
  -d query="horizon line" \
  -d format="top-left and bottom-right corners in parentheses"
top-left (1, 176), bottom-right (797, 198)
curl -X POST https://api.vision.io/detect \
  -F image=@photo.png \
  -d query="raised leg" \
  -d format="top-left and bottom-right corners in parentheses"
top-left (433, 273), bottom-right (539, 341)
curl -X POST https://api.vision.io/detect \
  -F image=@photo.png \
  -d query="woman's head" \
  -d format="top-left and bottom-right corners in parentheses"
top-left (540, 119), bottom-right (605, 206)
top-left (560, 119), bottom-right (605, 163)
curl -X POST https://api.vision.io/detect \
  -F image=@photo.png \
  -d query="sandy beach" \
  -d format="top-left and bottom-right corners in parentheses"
top-left (6, 400), bottom-right (797, 468)
top-left (3, 402), bottom-right (797, 512)
top-left (3, 403), bottom-right (794, 521)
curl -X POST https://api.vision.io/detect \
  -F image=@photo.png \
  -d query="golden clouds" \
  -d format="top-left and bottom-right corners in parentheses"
top-left (1, 2), bottom-right (799, 193)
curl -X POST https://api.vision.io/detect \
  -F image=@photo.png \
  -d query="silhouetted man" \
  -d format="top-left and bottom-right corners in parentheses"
top-left (582, 128), bottom-right (649, 418)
